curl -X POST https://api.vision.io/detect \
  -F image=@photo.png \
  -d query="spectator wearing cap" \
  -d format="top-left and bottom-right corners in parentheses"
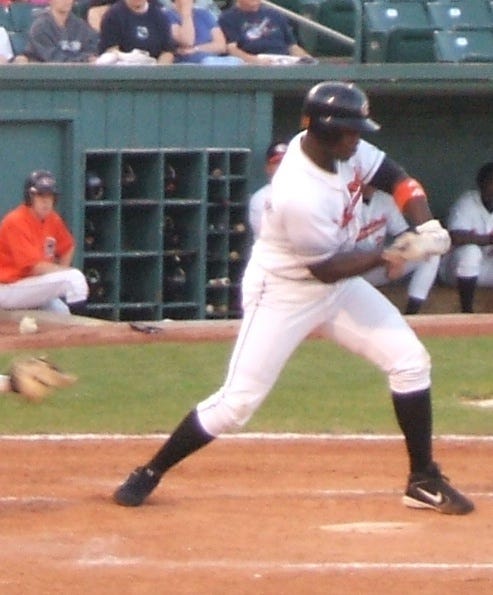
top-left (0, 169), bottom-right (89, 315)
top-left (248, 141), bottom-right (288, 239)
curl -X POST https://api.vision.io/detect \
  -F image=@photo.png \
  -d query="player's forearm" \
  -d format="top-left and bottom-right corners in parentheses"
top-left (401, 196), bottom-right (434, 226)
top-left (308, 249), bottom-right (386, 284)
top-left (449, 229), bottom-right (493, 246)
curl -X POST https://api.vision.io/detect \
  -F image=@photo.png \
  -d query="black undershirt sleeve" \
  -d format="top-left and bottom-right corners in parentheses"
top-left (368, 157), bottom-right (408, 194)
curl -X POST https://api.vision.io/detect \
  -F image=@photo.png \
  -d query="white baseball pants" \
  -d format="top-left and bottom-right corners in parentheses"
top-left (197, 261), bottom-right (431, 437)
top-left (0, 269), bottom-right (89, 312)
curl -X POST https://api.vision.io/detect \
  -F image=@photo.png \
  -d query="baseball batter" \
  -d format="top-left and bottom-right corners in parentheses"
top-left (114, 81), bottom-right (473, 515)
top-left (439, 162), bottom-right (493, 312)
top-left (0, 170), bottom-right (88, 314)
top-left (358, 185), bottom-right (440, 314)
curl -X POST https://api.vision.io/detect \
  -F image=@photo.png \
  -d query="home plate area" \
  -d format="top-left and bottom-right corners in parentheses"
top-left (0, 435), bottom-right (492, 594)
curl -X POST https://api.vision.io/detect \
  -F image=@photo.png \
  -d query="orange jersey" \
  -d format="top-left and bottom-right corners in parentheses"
top-left (0, 204), bottom-right (75, 283)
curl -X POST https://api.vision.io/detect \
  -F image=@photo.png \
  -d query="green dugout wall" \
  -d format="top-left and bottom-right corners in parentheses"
top-left (0, 64), bottom-right (492, 320)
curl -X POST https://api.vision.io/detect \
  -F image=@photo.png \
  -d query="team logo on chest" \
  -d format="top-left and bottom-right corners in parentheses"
top-left (44, 236), bottom-right (57, 260)
top-left (338, 176), bottom-right (363, 228)
top-left (136, 26), bottom-right (149, 40)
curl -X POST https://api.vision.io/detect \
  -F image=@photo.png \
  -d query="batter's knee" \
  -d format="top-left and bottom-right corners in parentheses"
top-left (196, 385), bottom-right (267, 436)
top-left (388, 342), bottom-right (431, 394)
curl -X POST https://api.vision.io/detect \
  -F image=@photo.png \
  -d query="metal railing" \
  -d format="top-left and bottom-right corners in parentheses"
top-left (262, 0), bottom-right (363, 62)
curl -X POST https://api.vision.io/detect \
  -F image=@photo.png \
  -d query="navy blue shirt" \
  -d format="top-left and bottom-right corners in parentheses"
top-left (99, 1), bottom-right (175, 59)
top-left (218, 6), bottom-right (296, 55)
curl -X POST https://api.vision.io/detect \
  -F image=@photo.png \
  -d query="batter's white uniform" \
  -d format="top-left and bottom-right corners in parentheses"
top-left (439, 190), bottom-right (493, 286)
top-left (358, 190), bottom-right (439, 302)
top-left (196, 132), bottom-right (430, 437)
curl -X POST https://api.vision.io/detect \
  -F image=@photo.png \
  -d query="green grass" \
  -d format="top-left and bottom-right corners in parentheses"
top-left (0, 336), bottom-right (491, 435)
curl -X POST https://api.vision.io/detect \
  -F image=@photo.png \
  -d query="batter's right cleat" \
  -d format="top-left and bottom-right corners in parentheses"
top-left (402, 462), bottom-right (474, 515)
top-left (113, 466), bottom-right (161, 507)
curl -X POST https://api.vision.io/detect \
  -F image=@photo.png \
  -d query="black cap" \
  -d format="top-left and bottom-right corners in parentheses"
top-left (31, 173), bottom-right (58, 195)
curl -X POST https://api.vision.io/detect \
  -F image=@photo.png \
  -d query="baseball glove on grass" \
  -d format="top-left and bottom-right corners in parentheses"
top-left (9, 356), bottom-right (78, 403)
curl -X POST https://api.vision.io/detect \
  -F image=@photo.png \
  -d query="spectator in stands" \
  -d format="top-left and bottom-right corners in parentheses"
top-left (0, 169), bottom-right (88, 315)
top-left (87, 0), bottom-right (118, 32)
top-left (98, 0), bottom-right (175, 64)
top-left (166, 0), bottom-right (243, 64)
top-left (218, 0), bottom-right (313, 65)
top-left (357, 185), bottom-right (440, 315)
top-left (248, 141), bottom-right (288, 238)
top-left (439, 162), bottom-right (493, 313)
top-left (17, 0), bottom-right (99, 63)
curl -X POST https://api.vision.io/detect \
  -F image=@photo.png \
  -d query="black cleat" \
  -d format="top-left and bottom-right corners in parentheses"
top-left (113, 466), bottom-right (161, 507)
top-left (402, 462), bottom-right (474, 515)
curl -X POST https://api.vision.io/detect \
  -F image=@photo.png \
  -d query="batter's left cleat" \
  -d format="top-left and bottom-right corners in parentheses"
top-left (402, 462), bottom-right (474, 515)
top-left (113, 466), bottom-right (161, 507)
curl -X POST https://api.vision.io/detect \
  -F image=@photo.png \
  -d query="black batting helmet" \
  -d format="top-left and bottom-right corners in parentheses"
top-left (302, 81), bottom-right (380, 134)
top-left (23, 170), bottom-right (59, 205)
top-left (85, 170), bottom-right (104, 201)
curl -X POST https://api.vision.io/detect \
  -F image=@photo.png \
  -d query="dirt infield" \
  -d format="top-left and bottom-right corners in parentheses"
top-left (0, 436), bottom-right (492, 595)
top-left (3, 308), bottom-right (493, 351)
top-left (0, 307), bottom-right (493, 594)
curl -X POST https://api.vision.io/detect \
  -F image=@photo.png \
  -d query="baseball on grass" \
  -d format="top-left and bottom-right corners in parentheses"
top-left (19, 316), bottom-right (38, 335)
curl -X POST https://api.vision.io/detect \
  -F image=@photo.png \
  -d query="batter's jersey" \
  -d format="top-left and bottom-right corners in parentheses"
top-left (251, 131), bottom-right (385, 280)
top-left (356, 190), bottom-right (408, 251)
top-left (0, 205), bottom-right (74, 283)
top-left (447, 190), bottom-right (493, 234)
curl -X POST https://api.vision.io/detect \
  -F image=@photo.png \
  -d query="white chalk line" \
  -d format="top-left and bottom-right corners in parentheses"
top-left (2, 488), bottom-right (492, 504)
top-left (0, 433), bottom-right (493, 442)
top-left (0, 496), bottom-right (68, 504)
top-left (75, 557), bottom-right (493, 572)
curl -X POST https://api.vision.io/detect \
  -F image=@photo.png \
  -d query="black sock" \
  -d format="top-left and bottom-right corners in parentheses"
top-left (147, 409), bottom-right (215, 476)
top-left (457, 276), bottom-right (477, 313)
top-left (69, 300), bottom-right (87, 316)
top-left (404, 297), bottom-right (423, 315)
top-left (392, 389), bottom-right (432, 474)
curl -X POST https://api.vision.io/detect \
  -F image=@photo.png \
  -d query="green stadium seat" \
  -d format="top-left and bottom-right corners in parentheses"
top-left (434, 29), bottom-right (493, 61)
top-left (363, 1), bottom-right (435, 62)
top-left (9, 2), bottom-right (41, 33)
top-left (426, 1), bottom-right (493, 31)
top-left (8, 30), bottom-right (28, 56)
top-left (0, 7), bottom-right (13, 31)
top-left (314, 0), bottom-right (359, 57)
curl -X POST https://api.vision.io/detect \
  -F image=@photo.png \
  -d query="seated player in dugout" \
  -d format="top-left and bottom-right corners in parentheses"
top-left (248, 141), bottom-right (288, 240)
top-left (357, 184), bottom-right (440, 315)
top-left (113, 81), bottom-right (474, 516)
top-left (0, 170), bottom-right (89, 315)
top-left (439, 162), bottom-right (493, 313)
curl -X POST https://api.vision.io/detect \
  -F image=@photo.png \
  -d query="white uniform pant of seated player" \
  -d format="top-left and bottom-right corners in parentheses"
top-left (0, 269), bottom-right (88, 314)
top-left (363, 255), bottom-right (440, 302)
top-left (440, 244), bottom-right (493, 287)
top-left (196, 260), bottom-right (431, 437)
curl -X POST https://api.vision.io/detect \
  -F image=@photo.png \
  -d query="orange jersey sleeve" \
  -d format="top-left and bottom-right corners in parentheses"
top-left (0, 205), bottom-right (75, 283)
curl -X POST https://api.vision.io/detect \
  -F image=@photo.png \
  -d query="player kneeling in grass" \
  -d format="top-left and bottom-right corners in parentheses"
top-left (114, 81), bottom-right (474, 515)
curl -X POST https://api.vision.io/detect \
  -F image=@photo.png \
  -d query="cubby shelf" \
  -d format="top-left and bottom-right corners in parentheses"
top-left (83, 148), bottom-right (251, 321)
